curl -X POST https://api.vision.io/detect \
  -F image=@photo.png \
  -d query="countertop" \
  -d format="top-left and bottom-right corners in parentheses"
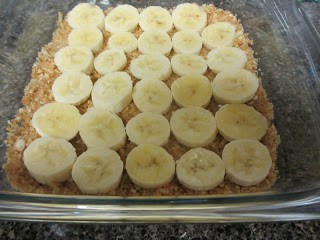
top-left (1, 2), bottom-right (320, 240)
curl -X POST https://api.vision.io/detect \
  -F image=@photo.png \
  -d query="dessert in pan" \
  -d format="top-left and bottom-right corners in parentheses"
top-left (4, 3), bottom-right (280, 196)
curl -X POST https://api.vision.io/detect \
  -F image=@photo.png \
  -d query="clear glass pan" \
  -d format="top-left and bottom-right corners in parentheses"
top-left (0, 0), bottom-right (320, 223)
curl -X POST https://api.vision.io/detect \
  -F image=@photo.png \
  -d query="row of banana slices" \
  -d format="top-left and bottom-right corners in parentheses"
top-left (52, 70), bottom-right (259, 113)
top-left (55, 46), bottom-right (247, 81)
top-left (24, 137), bottom-right (271, 194)
top-left (22, 3), bottom-right (273, 194)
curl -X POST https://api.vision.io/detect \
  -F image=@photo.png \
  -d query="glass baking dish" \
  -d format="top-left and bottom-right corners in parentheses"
top-left (0, 0), bottom-right (320, 223)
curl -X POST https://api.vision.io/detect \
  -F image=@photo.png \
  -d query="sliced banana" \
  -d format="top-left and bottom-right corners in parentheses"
top-left (132, 79), bottom-right (172, 114)
top-left (171, 53), bottom-right (207, 76)
top-left (171, 74), bottom-right (212, 108)
top-left (105, 5), bottom-right (139, 33)
top-left (129, 54), bottom-right (172, 80)
top-left (126, 112), bottom-right (170, 146)
top-left (222, 139), bottom-right (272, 186)
top-left (172, 30), bottom-right (202, 54)
top-left (201, 22), bottom-right (236, 50)
top-left (126, 144), bottom-right (175, 189)
top-left (94, 49), bottom-right (127, 75)
top-left (212, 69), bottom-right (259, 104)
top-left (172, 3), bottom-right (207, 32)
top-left (176, 148), bottom-right (225, 191)
top-left (23, 137), bottom-right (76, 186)
top-left (32, 102), bottom-right (80, 141)
top-left (91, 72), bottom-right (132, 113)
top-left (79, 108), bottom-right (126, 150)
top-left (215, 104), bottom-right (268, 142)
top-left (67, 3), bottom-right (105, 29)
top-left (139, 6), bottom-right (173, 33)
top-left (170, 107), bottom-right (217, 148)
top-left (108, 32), bottom-right (138, 53)
top-left (67, 27), bottom-right (103, 53)
top-left (52, 72), bottom-right (93, 106)
top-left (137, 31), bottom-right (172, 55)
top-left (207, 47), bottom-right (247, 74)
top-left (54, 46), bottom-right (94, 74)
top-left (72, 148), bottom-right (123, 194)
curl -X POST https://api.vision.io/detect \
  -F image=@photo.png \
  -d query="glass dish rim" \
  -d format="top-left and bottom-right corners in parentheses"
top-left (1, 0), bottom-right (320, 223)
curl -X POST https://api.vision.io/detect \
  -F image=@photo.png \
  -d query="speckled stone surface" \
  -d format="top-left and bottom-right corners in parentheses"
top-left (0, 1), bottom-right (320, 239)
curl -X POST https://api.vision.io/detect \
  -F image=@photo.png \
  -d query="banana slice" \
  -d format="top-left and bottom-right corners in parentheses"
top-left (79, 108), bottom-right (126, 150)
top-left (67, 3), bottom-right (105, 29)
top-left (68, 27), bottom-right (103, 53)
top-left (132, 79), bottom-right (172, 114)
top-left (23, 137), bottom-right (76, 186)
top-left (171, 53), bottom-right (207, 76)
top-left (201, 22), bottom-right (236, 50)
top-left (94, 49), bottom-right (127, 75)
top-left (91, 72), bottom-right (132, 113)
top-left (126, 112), bottom-right (170, 146)
top-left (108, 32), bottom-right (138, 53)
top-left (126, 144), bottom-right (175, 189)
top-left (222, 139), bottom-right (272, 186)
top-left (207, 47), bottom-right (247, 74)
top-left (137, 31), bottom-right (172, 55)
top-left (170, 107), bottom-right (217, 147)
top-left (176, 148), bottom-right (225, 191)
top-left (32, 102), bottom-right (80, 141)
top-left (52, 72), bottom-right (93, 106)
top-left (172, 3), bottom-right (207, 32)
top-left (171, 74), bottom-right (212, 108)
top-left (139, 6), bottom-right (173, 33)
top-left (54, 46), bottom-right (94, 74)
top-left (172, 30), bottom-right (203, 54)
top-left (105, 5), bottom-right (139, 33)
top-left (215, 104), bottom-right (268, 142)
top-left (212, 69), bottom-right (259, 104)
top-left (72, 148), bottom-right (123, 194)
top-left (129, 54), bottom-right (172, 80)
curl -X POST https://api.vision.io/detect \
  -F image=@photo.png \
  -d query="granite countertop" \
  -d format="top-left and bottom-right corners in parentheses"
top-left (1, 1), bottom-right (320, 239)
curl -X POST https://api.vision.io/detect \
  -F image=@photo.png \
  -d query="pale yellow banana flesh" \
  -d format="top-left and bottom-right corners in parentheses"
top-left (172, 30), bottom-right (203, 54)
top-left (54, 46), bottom-right (94, 74)
top-left (212, 69), bottom-right (259, 104)
top-left (52, 71), bottom-right (93, 106)
top-left (125, 112), bottom-right (170, 146)
top-left (176, 148), bottom-right (225, 191)
top-left (67, 27), bottom-right (103, 53)
top-left (222, 139), bottom-right (272, 186)
top-left (94, 49), bottom-right (127, 75)
top-left (172, 3), bottom-right (207, 32)
top-left (207, 47), bottom-right (247, 74)
top-left (215, 104), bottom-right (268, 142)
top-left (126, 144), bottom-right (175, 189)
top-left (170, 107), bottom-right (218, 148)
top-left (171, 74), bottom-right (212, 108)
top-left (23, 137), bottom-right (77, 186)
top-left (139, 6), bottom-right (173, 33)
top-left (132, 79), bottom-right (172, 114)
top-left (72, 148), bottom-right (123, 194)
top-left (108, 32), bottom-right (138, 53)
top-left (67, 3), bottom-right (105, 29)
top-left (79, 108), bottom-right (126, 150)
top-left (129, 54), bottom-right (172, 80)
top-left (137, 31), bottom-right (172, 55)
top-left (201, 22), bottom-right (236, 49)
top-left (32, 102), bottom-right (80, 141)
top-left (91, 72), bottom-right (132, 113)
top-left (105, 5), bottom-right (139, 33)
top-left (171, 53), bottom-right (207, 76)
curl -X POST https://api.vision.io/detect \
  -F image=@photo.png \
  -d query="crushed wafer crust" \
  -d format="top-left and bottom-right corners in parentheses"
top-left (4, 5), bottom-right (280, 196)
